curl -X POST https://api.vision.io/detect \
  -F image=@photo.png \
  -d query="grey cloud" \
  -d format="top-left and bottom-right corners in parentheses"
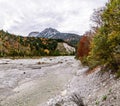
top-left (0, 0), bottom-right (108, 36)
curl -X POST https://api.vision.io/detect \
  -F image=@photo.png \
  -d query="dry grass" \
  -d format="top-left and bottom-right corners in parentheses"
top-left (70, 93), bottom-right (85, 106)
top-left (85, 66), bottom-right (100, 75)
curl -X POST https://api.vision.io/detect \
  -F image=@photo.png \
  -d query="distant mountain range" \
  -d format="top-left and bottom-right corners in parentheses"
top-left (28, 28), bottom-right (81, 47)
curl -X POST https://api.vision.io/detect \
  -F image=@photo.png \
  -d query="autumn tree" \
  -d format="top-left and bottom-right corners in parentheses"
top-left (77, 33), bottom-right (91, 61)
top-left (88, 0), bottom-right (120, 72)
top-left (90, 7), bottom-right (105, 35)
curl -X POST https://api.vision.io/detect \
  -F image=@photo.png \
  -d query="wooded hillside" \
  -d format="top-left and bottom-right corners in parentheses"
top-left (0, 30), bottom-right (62, 57)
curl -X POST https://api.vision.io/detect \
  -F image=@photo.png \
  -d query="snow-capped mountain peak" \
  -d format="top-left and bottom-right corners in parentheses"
top-left (38, 28), bottom-right (60, 38)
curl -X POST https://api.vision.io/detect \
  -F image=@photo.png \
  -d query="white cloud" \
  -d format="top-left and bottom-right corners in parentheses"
top-left (0, 0), bottom-right (108, 36)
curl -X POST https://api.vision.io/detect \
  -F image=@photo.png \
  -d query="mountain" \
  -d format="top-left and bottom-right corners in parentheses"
top-left (37, 28), bottom-right (60, 38)
top-left (28, 32), bottom-right (39, 37)
top-left (0, 30), bottom-right (75, 57)
top-left (28, 28), bottom-right (81, 47)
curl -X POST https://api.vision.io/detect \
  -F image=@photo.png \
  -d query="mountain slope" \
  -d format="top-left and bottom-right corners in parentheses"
top-left (56, 43), bottom-right (75, 55)
top-left (37, 28), bottom-right (60, 38)
top-left (0, 30), bottom-right (75, 57)
top-left (28, 28), bottom-right (81, 47)
top-left (28, 32), bottom-right (39, 37)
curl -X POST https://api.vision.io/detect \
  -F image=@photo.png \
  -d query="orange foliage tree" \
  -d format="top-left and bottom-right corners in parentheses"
top-left (77, 35), bottom-right (91, 59)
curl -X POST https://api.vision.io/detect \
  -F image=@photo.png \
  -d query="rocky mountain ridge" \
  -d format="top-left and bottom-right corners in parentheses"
top-left (28, 28), bottom-right (81, 47)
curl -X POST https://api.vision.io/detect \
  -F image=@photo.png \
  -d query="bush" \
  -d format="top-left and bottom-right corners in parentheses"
top-left (70, 93), bottom-right (85, 106)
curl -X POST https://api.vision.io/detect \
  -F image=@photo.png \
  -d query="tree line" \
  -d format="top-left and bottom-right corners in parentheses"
top-left (77, 0), bottom-right (120, 75)
top-left (0, 30), bottom-right (62, 57)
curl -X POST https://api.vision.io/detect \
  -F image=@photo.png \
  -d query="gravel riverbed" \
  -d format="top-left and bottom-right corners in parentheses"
top-left (0, 56), bottom-right (81, 106)
top-left (0, 56), bottom-right (119, 106)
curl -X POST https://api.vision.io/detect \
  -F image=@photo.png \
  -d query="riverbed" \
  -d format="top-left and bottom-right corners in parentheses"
top-left (0, 56), bottom-right (81, 106)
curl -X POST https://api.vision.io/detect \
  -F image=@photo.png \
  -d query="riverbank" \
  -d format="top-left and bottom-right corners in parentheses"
top-left (45, 65), bottom-right (120, 106)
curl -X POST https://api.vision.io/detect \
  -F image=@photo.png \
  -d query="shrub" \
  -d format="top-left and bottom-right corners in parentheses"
top-left (70, 93), bottom-right (85, 106)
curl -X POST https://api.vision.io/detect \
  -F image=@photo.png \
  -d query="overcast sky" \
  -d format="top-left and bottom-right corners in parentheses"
top-left (0, 0), bottom-right (108, 36)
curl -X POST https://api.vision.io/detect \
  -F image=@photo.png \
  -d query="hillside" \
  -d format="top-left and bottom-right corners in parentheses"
top-left (56, 43), bottom-right (75, 55)
top-left (28, 28), bottom-right (81, 47)
top-left (0, 30), bottom-right (75, 57)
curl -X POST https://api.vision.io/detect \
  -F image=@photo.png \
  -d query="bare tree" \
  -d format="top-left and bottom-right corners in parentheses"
top-left (90, 7), bottom-right (105, 33)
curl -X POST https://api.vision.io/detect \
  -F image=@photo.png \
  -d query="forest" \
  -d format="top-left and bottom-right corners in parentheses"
top-left (0, 30), bottom-right (64, 57)
top-left (77, 0), bottom-right (120, 75)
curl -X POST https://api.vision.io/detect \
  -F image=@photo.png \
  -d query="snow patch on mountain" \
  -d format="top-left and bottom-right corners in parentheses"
top-left (37, 28), bottom-right (60, 38)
